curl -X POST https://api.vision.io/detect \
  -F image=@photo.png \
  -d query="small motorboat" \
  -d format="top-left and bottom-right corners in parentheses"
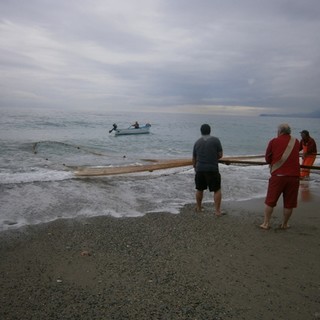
top-left (109, 123), bottom-right (151, 136)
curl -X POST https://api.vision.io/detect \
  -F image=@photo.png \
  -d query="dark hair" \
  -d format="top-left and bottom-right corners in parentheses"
top-left (300, 130), bottom-right (309, 136)
top-left (200, 124), bottom-right (211, 135)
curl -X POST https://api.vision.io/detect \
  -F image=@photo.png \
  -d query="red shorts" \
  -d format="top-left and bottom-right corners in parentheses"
top-left (265, 176), bottom-right (299, 208)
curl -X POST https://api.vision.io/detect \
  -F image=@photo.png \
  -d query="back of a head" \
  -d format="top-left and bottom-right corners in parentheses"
top-left (278, 123), bottom-right (291, 135)
top-left (201, 124), bottom-right (211, 135)
top-left (300, 130), bottom-right (310, 137)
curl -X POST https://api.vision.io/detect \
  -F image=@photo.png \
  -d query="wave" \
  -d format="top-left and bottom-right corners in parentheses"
top-left (0, 168), bottom-right (74, 184)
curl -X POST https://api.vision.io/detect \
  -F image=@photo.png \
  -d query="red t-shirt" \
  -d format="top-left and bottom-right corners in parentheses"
top-left (265, 134), bottom-right (300, 176)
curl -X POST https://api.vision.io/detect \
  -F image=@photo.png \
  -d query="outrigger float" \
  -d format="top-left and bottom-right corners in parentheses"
top-left (74, 155), bottom-right (320, 177)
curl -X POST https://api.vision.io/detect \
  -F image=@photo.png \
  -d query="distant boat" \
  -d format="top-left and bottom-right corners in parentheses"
top-left (109, 123), bottom-right (151, 136)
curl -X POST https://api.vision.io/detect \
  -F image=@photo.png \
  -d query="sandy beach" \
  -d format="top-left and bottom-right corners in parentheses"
top-left (1, 186), bottom-right (319, 320)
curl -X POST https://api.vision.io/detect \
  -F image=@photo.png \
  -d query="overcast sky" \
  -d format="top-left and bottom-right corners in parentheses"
top-left (1, 0), bottom-right (320, 115)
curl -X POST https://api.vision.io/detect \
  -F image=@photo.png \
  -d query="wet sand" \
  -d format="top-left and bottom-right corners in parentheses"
top-left (0, 188), bottom-right (320, 319)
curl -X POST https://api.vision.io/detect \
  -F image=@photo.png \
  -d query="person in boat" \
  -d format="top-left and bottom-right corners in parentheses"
top-left (299, 130), bottom-right (317, 179)
top-left (260, 123), bottom-right (300, 230)
top-left (192, 124), bottom-right (223, 216)
top-left (133, 121), bottom-right (139, 129)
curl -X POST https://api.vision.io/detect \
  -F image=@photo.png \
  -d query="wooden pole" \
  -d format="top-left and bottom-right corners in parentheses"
top-left (74, 156), bottom-right (320, 177)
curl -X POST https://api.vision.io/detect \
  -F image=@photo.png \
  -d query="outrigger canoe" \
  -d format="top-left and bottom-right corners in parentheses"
top-left (109, 123), bottom-right (151, 136)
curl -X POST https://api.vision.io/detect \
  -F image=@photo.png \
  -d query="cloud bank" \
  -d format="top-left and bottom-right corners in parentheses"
top-left (1, 0), bottom-right (320, 115)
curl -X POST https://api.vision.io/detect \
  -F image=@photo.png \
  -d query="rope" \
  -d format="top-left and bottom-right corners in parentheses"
top-left (220, 159), bottom-right (320, 170)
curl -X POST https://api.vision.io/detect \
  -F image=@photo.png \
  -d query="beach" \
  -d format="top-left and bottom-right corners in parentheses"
top-left (1, 190), bottom-right (319, 320)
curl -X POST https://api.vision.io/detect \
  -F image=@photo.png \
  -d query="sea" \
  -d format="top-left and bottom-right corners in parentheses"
top-left (1, 107), bottom-right (319, 231)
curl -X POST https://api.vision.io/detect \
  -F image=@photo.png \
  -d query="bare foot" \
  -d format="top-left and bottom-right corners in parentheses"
top-left (279, 224), bottom-right (290, 230)
top-left (259, 223), bottom-right (270, 230)
top-left (214, 210), bottom-right (226, 217)
top-left (195, 206), bottom-right (204, 213)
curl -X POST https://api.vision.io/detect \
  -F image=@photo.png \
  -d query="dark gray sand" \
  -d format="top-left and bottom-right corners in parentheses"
top-left (1, 195), bottom-right (319, 320)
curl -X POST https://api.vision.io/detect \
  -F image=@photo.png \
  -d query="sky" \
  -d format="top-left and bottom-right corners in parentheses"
top-left (1, 0), bottom-right (320, 115)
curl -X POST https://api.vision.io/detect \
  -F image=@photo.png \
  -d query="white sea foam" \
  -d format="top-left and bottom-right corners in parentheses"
top-left (0, 168), bottom-right (74, 184)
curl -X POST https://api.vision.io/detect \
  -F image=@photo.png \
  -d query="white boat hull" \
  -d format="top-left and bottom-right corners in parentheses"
top-left (114, 125), bottom-right (151, 136)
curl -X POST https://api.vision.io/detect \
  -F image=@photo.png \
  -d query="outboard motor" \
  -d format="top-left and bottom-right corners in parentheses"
top-left (109, 123), bottom-right (118, 133)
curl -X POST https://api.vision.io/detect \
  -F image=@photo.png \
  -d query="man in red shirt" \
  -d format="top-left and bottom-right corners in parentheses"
top-left (299, 130), bottom-right (317, 179)
top-left (260, 124), bottom-right (300, 230)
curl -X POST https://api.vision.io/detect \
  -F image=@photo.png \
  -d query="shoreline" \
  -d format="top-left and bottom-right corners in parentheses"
top-left (1, 190), bottom-right (320, 319)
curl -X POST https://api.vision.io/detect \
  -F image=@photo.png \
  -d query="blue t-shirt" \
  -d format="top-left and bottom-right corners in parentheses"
top-left (193, 135), bottom-right (223, 172)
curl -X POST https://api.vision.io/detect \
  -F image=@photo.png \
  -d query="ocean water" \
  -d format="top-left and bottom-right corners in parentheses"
top-left (1, 108), bottom-right (319, 231)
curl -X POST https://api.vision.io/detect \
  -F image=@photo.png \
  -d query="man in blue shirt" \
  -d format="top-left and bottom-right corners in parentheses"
top-left (192, 124), bottom-right (223, 216)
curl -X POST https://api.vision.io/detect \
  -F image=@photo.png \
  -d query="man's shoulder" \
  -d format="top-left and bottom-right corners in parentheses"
top-left (271, 135), bottom-right (299, 145)
top-left (194, 137), bottom-right (204, 144)
top-left (207, 136), bottom-right (221, 143)
top-left (268, 136), bottom-right (282, 147)
top-left (194, 136), bottom-right (221, 144)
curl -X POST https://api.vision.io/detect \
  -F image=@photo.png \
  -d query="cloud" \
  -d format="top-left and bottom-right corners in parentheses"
top-left (1, 0), bottom-right (320, 114)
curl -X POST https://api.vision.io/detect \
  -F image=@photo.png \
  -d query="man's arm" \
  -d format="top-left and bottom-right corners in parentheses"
top-left (192, 156), bottom-right (197, 168)
top-left (306, 138), bottom-right (317, 154)
top-left (265, 140), bottom-right (273, 164)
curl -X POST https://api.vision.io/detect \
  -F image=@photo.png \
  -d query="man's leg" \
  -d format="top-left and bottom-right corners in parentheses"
top-left (213, 189), bottom-right (222, 216)
top-left (260, 205), bottom-right (274, 229)
top-left (281, 208), bottom-right (293, 229)
top-left (300, 157), bottom-right (309, 178)
top-left (196, 190), bottom-right (204, 212)
top-left (300, 155), bottom-right (316, 178)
